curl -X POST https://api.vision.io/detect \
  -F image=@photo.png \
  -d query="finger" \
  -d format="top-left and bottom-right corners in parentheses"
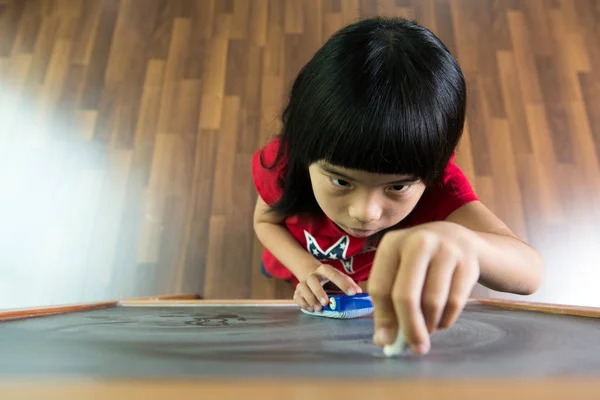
top-left (359, 280), bottom-right (369, 293)
top-left (421, 246), bottom-right (458, 334)
top-left (306, 274), bottom-right (329, 307)
top-left (293, 289), bottom-right (313, 311)
top-left (394, 232), bottom-right (439, 354)
top-left (438, 259), bottom-right (479, 329)
top-left (297, 282), bottom-right (322, 311)
top-left (368, 233), bottom-right (402, 346)
top-left (317, 265), bottom-right (362, 296)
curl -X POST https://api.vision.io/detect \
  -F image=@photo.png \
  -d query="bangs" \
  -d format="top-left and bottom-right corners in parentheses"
top-left (300, 87), bottom-right (450, 181)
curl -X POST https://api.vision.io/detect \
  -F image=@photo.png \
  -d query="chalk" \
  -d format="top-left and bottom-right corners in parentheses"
top-left (383, 330), bottom-right (407, 357)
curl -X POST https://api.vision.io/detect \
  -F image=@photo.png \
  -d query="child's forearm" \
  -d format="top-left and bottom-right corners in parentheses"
top-left (474, 232), bottom-right (543, 295)
top-left (254, 221), bottom-right (321, 281)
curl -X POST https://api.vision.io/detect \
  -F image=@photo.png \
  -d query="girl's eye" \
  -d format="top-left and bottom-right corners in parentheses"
top-left (331, 178), bottom-right (352, 188)
top-left (389, 184), bottom-right (409, 193)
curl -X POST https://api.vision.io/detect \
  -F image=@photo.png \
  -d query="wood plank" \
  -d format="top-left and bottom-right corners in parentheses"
top-left (177, 129), bottom-right (218, 294)
top-left (119, 299), bottom-right (295, 306)
top-left (496, 50), bottom-right (533, 153)
top-left (1, 379), bottom-right (600, 399)
top-left (0, 293), bottom-right (199, 322)
top-left (474, 297), bottom-right (600, 319)
top-left (534, 55), bottom-right (574, 163)
top-left (198, 14), bottom-right (229, 130)
top-left (284, 0), bottom-right (304, 34)
top-left (78, 0), bottom-right (118, 110)
top-left (70, 0), bottom-right (102, 65)
top-left (117, 296), bottom-right (600, 319)
top-left (22, 15), bottom-right (60, 95)
top-left (0, 301), bottom-right (117, 322)
top-left (487, 118), bottom-right (528, 240)
top-left (0, 0), bottom-right (25, 56)
top-left (249, 0), bottom-right (267, 47)
top-left (156, 17), bottom-right (191, 134)
top-left (11, 0), bottom-right (42, 54)
top-left (506, 10), bottom-right (544, 104)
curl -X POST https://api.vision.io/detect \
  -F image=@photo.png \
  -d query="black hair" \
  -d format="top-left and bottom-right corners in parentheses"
top-left (262, 17), bottom-right (467, 217)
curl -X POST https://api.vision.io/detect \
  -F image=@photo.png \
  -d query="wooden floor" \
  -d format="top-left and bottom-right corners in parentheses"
top-left (0, 0), bottom-right (599, 308)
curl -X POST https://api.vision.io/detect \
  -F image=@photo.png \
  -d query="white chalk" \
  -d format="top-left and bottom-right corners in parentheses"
top-left (383, 330), bottom-right (407, 357)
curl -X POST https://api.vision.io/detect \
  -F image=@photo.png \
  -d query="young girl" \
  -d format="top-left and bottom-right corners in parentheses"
top-left (252, 17), bottom-right (542, 355)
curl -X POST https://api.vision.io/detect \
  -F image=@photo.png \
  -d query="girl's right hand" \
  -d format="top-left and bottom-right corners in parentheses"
top-left (294, 264), bottom-right (363, 312)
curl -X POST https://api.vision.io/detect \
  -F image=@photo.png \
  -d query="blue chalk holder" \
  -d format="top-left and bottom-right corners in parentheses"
top-left (300, 293), bottom-right (374, 319)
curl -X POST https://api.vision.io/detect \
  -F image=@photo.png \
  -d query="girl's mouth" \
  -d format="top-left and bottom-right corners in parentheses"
top-left (342, 226), bottom-right (379, 238)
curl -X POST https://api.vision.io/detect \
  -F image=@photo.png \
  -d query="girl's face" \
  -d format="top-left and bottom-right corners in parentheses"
top-left (308, 161), bottom-right (427, 238)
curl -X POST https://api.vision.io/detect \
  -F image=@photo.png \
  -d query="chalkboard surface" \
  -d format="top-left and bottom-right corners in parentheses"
top-left (1, 303), bottom-right (600, 379)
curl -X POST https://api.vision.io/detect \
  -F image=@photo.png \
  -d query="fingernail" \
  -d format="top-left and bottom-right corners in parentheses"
top-left (321, 297), bottom-right (328, 306)
top-left (314, 305), bottom-right (322, 312)
top-left (307, 307), bottom-right (314, 313)
top-left (348, 288), bottom-right (356, 296)
top-left (374, 328), bottom-right (394, 345)
top-left (411, 343), bottom-right (429, 355)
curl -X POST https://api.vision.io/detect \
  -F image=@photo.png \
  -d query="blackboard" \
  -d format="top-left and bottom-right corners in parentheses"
top-left (1, 302), bottom-right (600, 379)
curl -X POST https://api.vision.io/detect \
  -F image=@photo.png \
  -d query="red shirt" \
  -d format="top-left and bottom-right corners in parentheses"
top-left (252, 137), bottom-right (478, 285)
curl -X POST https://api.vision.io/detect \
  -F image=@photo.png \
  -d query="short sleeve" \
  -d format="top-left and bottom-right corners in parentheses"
top-left (251, 137), bottom-right (286, 206)
top-left (405, 154), bottom-right (479, 225)
top-left (427, 154), bottom-right (479, 220)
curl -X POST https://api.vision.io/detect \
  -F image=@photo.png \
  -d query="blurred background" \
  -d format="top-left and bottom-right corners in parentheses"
top-left (0, 0), bottom-right (599, 310)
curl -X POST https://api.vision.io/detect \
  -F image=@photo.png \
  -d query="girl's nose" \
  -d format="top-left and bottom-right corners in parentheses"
top-left (349, 194), bottom-right (382, 223)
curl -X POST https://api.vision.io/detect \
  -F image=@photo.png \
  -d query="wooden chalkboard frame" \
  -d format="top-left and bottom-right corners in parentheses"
top-left (3, 294), bottom-right (600, 321)
top-left (0, 293), bottom-right (198, 321)
top-left (1, 295), bottom-right (600, 397)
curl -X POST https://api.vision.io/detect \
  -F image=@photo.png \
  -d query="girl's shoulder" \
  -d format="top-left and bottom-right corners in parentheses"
top-left (404, 153), bottom-right (479, 226)
top-left (251, 137), bottom-right (287, 205)
top-left (255, 136), bottom-right (281, 161)
top-left (438, 154), bottom-right (477, 200)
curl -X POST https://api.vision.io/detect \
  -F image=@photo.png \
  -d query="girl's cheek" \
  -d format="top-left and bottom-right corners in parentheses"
top-left (387, 199), bottom-right (419, 219)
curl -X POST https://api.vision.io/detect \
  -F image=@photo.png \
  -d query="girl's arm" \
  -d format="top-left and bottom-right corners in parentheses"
top-left (253, 196), bottom-right (321, 281)
top-left (367, 201), bottom-right (543, 355)
top-left (444, 201), bottom-right (542, 295)
top-left (253, 196), bottom-right (362, 310)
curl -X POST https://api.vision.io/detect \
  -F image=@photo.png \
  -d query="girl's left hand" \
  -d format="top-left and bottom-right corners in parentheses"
top-left (367, 221), bottom-right (482, 355)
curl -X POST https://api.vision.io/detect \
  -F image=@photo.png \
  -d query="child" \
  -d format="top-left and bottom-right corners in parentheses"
top-left (252, 17), bottom-right (542, 355)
